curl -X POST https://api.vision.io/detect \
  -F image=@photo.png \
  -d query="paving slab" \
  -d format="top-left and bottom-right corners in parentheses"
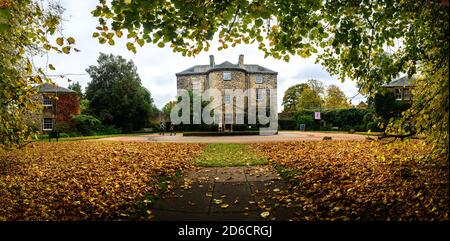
top-left (244, 166), bottom-right (282, 182)
top-left (214, 167), bottom-right (247, 182)
top-left (152, 182), bottom-right (213, 213)
top-left (210, 182), bottom-right (255, 212)
top-left (150, 166), bottom-right (301, 221)
top-left (181, 168), bottom-right (218, 184)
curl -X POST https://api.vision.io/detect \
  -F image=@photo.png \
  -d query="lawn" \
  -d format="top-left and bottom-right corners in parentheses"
top-left (193, 143), bottom-right (267, 167)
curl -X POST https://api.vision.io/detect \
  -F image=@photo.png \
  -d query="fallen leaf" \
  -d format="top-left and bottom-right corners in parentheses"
top-left (260, 211), bottom-right (270, 218)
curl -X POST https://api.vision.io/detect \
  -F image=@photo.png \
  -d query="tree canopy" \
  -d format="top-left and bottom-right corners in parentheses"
top-left (324, 85), bottom-right (351, 109)
top-left (1, 0), bottom-right (75, 147)
top-left (282, 83), bottom-right (308, 112)
top-left (296, 86), bottom-right (323, 110)
top-left (85, 53), bottom-right (157, 132)
top-left (283, 80), bottom-right (350, 111)
top-left (68, 81), bottom-right (83, 98)
top-left (93, 0), bottom-right (448, 157)
top-left (161, 100), bottom-right (177, 121)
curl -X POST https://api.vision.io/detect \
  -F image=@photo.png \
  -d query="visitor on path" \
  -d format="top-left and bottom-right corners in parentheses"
top-left (159, 121), bottom-right (166, 135)
top-left (169, 124), bottom-right (175, 136)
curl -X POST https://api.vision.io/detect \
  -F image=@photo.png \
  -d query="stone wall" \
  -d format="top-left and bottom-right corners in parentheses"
top-left (208, 70), bottom-right (247, 93)
top-left (176, 74), bottom-right (207, 93)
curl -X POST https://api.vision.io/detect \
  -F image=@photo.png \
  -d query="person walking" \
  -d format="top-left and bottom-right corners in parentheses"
top-left (159, 121), bottom-right (166, 135)
top-left (169, 123), bottom-right (175, 136)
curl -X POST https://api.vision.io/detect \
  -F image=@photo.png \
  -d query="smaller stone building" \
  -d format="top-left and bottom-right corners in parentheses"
top-left (32, 83), bottom-right (80, 133)
top-left (383, 76), bottom-right (415, 101)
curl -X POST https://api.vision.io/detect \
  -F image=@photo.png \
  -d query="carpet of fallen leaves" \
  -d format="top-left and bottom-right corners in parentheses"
top-left (0, 141), bottom-right (203, 221)
top-left (253, 140), bottom-right (449, 221)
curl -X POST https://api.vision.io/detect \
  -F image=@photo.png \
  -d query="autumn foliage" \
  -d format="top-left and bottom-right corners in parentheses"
top-left (253, 140), bottom-right (448, 221)
top-left (0, 141), bottom-right (203, 220)
top-left (54, 92), bottom-right (80, 123)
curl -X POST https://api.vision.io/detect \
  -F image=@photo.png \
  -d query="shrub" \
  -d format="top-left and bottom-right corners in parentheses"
top-left (72, 114), bottom-right (101, 136)
top-left (97, 124), bottom-right (122, 135)
top-left (278, 119), bottom-right (297, 130)
top-left (53, 122), bottom-right (72, 133)
top-left (294, 114), bottom-right (315, 130)
top-left (290, 108), bottom-right (375, 131)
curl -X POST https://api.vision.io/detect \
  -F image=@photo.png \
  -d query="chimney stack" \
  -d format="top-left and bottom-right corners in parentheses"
top-left (209, 55), bottom-right (215, 67)
top-left (238, 54), bottom-right (244, 67)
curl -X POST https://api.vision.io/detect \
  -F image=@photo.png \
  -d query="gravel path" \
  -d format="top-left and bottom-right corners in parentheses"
top-left (94, 131), bottom-right (367, 143)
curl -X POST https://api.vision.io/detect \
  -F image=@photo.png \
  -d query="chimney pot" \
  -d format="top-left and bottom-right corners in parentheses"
top-left (209, 55), bottom-right (215, 67)
top-left (238, 54), bottom-right (244, 66)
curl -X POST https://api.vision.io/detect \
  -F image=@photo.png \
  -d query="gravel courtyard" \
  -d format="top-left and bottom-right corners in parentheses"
top-left (94, 131), bottom-right (367, 143)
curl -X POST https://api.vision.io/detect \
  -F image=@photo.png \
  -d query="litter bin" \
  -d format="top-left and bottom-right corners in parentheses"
top-left (49, 131), bottom-right (59, 142)
top-left (299, 124), bottom-right (306, 131)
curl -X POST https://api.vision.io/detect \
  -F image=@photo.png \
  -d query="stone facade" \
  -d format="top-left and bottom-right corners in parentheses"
top-left (176, 55), bottom-right (277, 131)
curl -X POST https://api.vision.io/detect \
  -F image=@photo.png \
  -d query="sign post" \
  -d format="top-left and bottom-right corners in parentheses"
top-left (314, 112), bottom-right (321, 120)
top-left (314, 112), bottom-right (321, 130)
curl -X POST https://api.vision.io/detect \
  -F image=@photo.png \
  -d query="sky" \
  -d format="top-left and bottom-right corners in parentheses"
top-left (36, 0), bottom-right (366, 111)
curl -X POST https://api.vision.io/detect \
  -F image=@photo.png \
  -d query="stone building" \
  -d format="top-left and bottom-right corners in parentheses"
top-left (175, 54), bottom-right (278, 131)
top-left (383, 76), bottom-right (415, 101)
top-left (31, 83), bottom-right (80, 133)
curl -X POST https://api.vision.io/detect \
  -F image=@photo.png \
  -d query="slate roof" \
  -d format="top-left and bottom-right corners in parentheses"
top-left (35, 83), bottom-right (76, 93)
top-left (176, 61), bottom-right (277, 76)
top-left (383, 76), bottom-right (416, 87)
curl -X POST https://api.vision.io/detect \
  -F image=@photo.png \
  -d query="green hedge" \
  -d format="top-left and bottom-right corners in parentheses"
top-left (322, 108), bottom-right (368, 131)
top-left (278, 119), bottom-right (297, 130)
top-left (281, 108), bottom-right (374, 131)
top-left (72, 114), bottom-right (122, 136)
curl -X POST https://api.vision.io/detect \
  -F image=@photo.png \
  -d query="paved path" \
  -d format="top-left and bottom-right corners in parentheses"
top-left (96, 131), bottom-right (366, 143)
top-left (150, 166), bottom-right (302, 221)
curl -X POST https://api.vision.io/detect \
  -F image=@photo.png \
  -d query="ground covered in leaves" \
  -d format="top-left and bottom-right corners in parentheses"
top-left (253, 140), bottom-right (449, 221)
top-left (0, 141), bottom-right (204, 220)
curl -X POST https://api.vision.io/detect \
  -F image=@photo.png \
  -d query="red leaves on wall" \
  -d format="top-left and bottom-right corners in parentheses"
top-left (54, 92), bottom-right (79, 123)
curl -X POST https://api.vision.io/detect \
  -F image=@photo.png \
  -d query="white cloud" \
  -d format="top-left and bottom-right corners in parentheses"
top-left (35, 0), bottom-right (366, 110)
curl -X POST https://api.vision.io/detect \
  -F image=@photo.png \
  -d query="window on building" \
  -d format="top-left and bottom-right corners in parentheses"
top-left (43, 118), bottom-right (53, 131)
top-left (235, 113), bottom-right (244, 124)
top-left (223, 72), bottom-right (231, 80)
top-left (403, 89), bottom-right (412, 100)
top-left (256, 88), bottom-right (265, 100)
top-left (255, 75), bottom-right (263, 84)
top-left (224, 95), bottom-right (231, 104)
top-left (394, 88), bottom-right (402, 100)
top-left (224, 113), bottom-right (233, 124)
top-left (43, 96), bottom-right (53, 107)
top-left (192, 79), bottom-right (200, 91)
